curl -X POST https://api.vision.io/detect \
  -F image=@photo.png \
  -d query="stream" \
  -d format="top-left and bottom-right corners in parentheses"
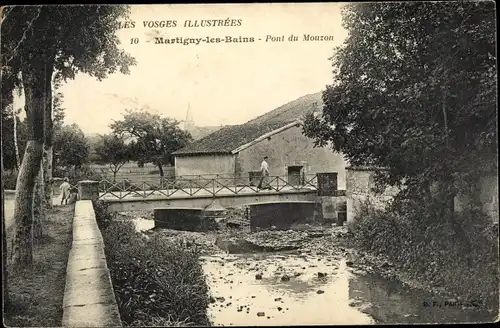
top-left (133, 217), bottom-right (495, 325)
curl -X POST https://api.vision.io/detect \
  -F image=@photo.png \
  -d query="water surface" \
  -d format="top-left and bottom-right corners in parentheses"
top-left (202, 252), bottom-right (495, 325)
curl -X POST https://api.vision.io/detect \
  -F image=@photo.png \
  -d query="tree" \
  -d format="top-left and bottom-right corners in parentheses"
top-left (1, 103), bottom-right (10, 305)
top-left (0, 108), bottom-right (28, 176)
top-left (12, 106), bottom-right (21, 170)
top-left (53, 123), bottom-right (90, 171)
top-left (1, 5), bottom-right (136, 270)
top-left (303, 2), bottom-right (496, 229)
top-left (52, 93), bottom-right (65, 132)
top-left (94, 134), bottom-right (132, 182)
top-left (0, 69), bottom-right (25, 173)
top-left (111, 109), bottom-right (192, 177)
top-left (86, 134), bottom-right (102, 163)
top-left (42, 75), bottom-right (65, 208)
top-left (1, 104), bottom-right (17, 171)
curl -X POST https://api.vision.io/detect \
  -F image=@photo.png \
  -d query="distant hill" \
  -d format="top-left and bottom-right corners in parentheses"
top-left (246, 92), bottom-right (323, 125)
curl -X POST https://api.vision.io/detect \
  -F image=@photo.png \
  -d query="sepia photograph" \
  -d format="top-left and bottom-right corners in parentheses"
top-left (1, 2), bottom-right (498, 326)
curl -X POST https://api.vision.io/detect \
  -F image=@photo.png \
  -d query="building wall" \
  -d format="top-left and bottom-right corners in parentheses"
top-left (237, 125), bottom-right (348, 189)
top-left (479, 175), bottom-right (499, 222)
top-left (345, 167), bottom-right (399, 223)
top-left (346, 167), bottom-right (499, 223)
top-left (455, 174), bottom-right (499, 222)
top-left (174, 154), bottom-right (235, 177)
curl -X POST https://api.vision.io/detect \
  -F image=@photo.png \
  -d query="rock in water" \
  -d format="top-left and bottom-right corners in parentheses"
top-left (317, 272), bottom-right (327, 278)
top-left (380, 261), bottom-right (391, 269)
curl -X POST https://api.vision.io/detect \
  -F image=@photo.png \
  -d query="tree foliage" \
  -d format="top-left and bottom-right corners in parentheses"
top-left (303, 2), bottom-right (496, 198)
top-left (1, 5), bottom-right (136, 83)
top-left (53, 123), bottom-right (90, 170)
top-left (94, 134), bottom-right (132, 181)
top-left (1, 105), bottom-right (21, 171)
top-left (52, 77), bottom-right (65, 132)
top-left (110, 109), bottom-right (192, 176)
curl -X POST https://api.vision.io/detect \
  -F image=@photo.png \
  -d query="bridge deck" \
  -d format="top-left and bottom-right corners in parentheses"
top-left (99, 185), bottom-right (317, 201)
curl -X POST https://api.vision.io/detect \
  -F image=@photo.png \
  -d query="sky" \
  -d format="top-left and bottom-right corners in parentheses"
top-left (14, 3), bottom-right (348, 135)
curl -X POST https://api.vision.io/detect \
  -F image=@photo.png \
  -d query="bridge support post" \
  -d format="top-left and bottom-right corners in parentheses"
top-left (203, 199), bottom-right (226, 217)
top-left (78, 180), bottom-right (100, 201)
top-left (316, 173), bottom-right (346, 225)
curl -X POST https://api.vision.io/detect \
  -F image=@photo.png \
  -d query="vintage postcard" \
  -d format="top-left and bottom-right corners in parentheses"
top-left (1, 2), bottom-right (498, 327)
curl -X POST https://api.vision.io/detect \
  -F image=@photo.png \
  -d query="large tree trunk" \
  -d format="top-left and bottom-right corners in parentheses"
top-left (33, 163), bottom-right (44, 242)
top-left (43, 146), bottom-right (53, 207)
top-left (10, 66), bottom-right (46, 271)
top-left (13, 108), bottom-right (21, 170)
top-left (43, 72), bottom-right (53, 209)
top-left (10, 141), bottom-right (43, 270)
top-left (157, 163), bottom-right (164, 177)
top-left (1, 109), bottom-right (10, 305)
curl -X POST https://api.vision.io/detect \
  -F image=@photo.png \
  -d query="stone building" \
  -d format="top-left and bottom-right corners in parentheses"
top-left (172, 92), bottom-right (348, 189)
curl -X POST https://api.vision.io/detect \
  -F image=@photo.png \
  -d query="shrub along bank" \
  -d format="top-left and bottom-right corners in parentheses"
top-left (94, 201), bottom-right (210, 326)
top-left (348, 200), bottom-right (499, 314)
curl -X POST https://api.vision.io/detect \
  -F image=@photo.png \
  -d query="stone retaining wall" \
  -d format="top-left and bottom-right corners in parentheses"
top-left (346, 167), bottom-right (499, 223)
top-left (62, 200), bottom-right (122, 327)
top-left (346, 167), bottom-right (399, 223)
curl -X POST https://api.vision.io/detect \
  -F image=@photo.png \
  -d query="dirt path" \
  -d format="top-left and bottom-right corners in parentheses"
top-left (4, 205), bottom-right (74, 326)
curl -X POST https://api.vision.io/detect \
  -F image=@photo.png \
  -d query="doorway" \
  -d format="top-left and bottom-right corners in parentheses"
top-left (287, 166), bottom-right (304, 186)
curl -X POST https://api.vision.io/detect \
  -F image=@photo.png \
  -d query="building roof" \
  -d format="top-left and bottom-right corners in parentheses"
top-left (246, 92), bottom-right (322, 125)
top-left (173, 121), bottom-right (294, 156)
top-left (173, 91), bottom-right (323, 156)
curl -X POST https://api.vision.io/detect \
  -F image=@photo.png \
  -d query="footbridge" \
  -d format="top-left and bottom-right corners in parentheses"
top-left (77, 174), bottom-right (344, 212)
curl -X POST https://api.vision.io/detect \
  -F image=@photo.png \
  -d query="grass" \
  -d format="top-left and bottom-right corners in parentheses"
top-left (4, 205), bottom-right (74, 327)
top-left (95, 206), bottom-right (210, 327)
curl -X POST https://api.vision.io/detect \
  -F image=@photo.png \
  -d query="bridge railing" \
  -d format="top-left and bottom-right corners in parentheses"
top-left (97, 174), bottom-right (318, 200)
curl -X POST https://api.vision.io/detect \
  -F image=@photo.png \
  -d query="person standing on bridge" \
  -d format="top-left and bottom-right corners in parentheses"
top-left (257, 156), bottom-right (271, 190)
top-left (60, 177), bottom-right (71, 205)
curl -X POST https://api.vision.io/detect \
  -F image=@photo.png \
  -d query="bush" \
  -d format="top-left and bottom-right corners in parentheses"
top-left (349, 198), bottom-right (499, 310)
top-left (100, 217), bottom-right (210, 326)
top-left (93, 200), bottom-right (113, 230)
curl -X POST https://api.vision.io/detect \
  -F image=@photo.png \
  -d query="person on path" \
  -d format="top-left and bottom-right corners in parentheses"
top-left (257, 156), bottom-right (271, 190)
top-left (60, 177), bottom-right (71, 205)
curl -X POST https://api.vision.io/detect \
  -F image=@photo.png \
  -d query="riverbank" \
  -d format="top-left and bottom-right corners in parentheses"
top-left (95, 206), bottom-right (211, 327)
top-left (4, 205), bottom-right (74, 326)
